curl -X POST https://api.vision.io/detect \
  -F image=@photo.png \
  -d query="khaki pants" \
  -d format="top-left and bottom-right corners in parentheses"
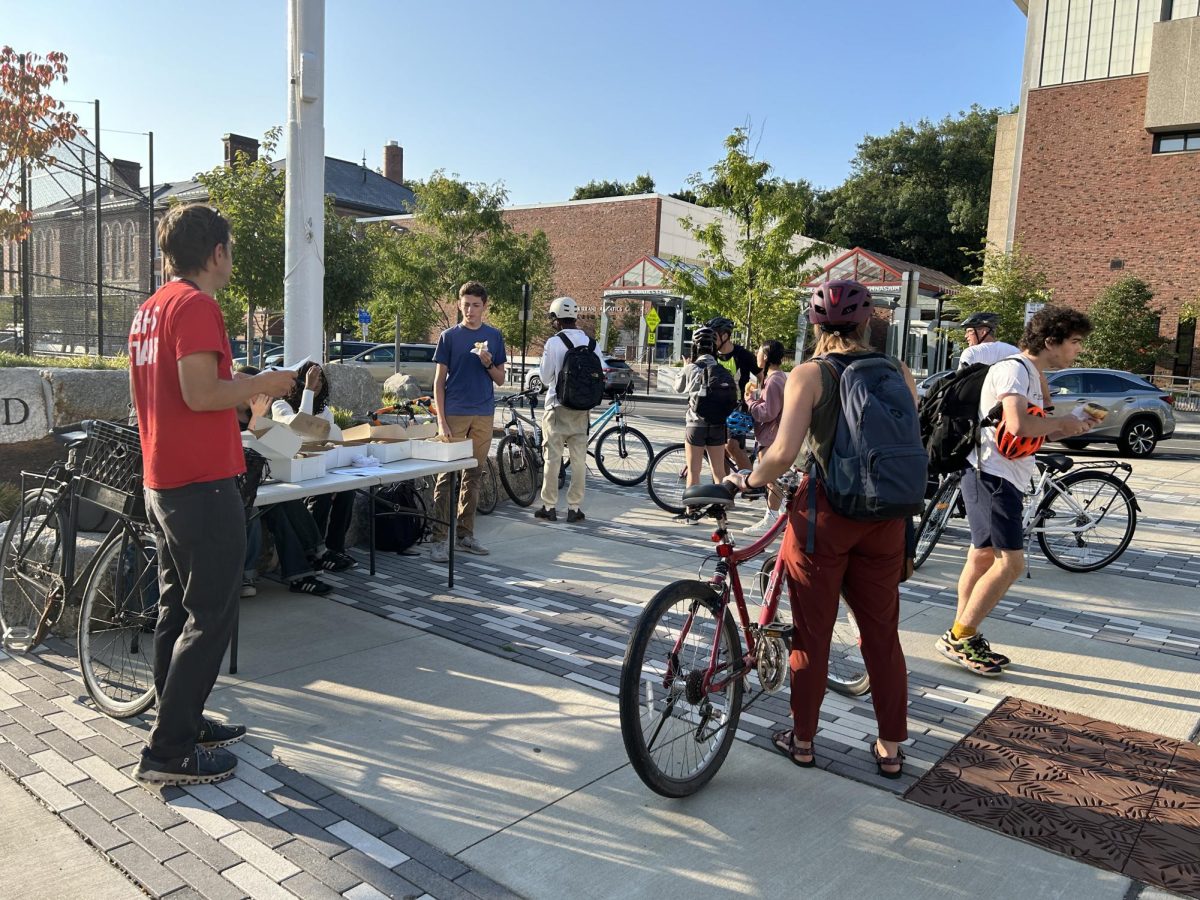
top-left (541, 406), bottom-right (589, 510)
top-left (433, 414), bottom-right (493, 541)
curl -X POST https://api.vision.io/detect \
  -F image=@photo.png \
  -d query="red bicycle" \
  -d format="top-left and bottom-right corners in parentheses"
top-left (618, 472), bottom-right (868, 797)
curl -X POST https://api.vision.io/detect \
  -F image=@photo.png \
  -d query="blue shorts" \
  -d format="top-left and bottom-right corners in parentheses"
top-left (961, 470), bottom-right (1024, 551)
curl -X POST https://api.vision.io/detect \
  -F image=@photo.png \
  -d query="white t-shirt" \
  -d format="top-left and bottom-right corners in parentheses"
top-left (540, 328), bottom-right (606, 410)
top-left (968, 356), bottom-right (1043, 490)
top-left (958, 341), bottom-right (1022, 369)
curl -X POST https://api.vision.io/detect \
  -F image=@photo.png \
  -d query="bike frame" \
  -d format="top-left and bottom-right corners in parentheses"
top-left (665, 480), bottom-right (797, 698)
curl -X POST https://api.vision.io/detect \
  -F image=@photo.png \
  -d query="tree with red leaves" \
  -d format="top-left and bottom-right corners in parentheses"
top-left (1, 47), bottom-right (81, 241)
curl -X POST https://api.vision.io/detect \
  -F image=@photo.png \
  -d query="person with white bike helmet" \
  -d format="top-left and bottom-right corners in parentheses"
top-left (534, 296), bottom-right (606, 523)
top-left (956, 311), bottom-right (1020, 369)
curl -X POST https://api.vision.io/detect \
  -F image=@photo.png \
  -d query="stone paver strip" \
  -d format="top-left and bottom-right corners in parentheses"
top-left (164, 852), bottom-right (248, 900)
top-left (218, 776), bottom-right (288, 819)
top-left (22, 770), bottom-right (84, 811)
top-left (77, 754), bottom-right (138, 793)
top-left (109, 842), bottom-right (186, 897)
top-left (62, 803), bottom-right (132, 853)
top-left (220, 828), bottom-right (302, 881)
top-left (165, 821), bottom-right (243, 872)
top-left (168, 794), bottom-right (241, 840)
top-left (221, 862), bottom-right (296, 900)
top-left (326, 820), bottom-right (409, 868)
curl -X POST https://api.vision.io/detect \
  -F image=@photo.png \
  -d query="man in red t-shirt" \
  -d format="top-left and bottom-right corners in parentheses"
top-left (129, 204), bottom-right (295, 786)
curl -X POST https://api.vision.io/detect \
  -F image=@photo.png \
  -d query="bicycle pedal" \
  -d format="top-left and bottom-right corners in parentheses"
top-left (760, 621), bottom-right (791, 639)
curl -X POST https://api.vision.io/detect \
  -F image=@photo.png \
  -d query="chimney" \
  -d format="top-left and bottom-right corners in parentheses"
top-left (110, 159), bottom-right (141, 192)
top-left (223, 133), bottom-right (260, 168)
top-left (382, 141), bottom-right (404, 184)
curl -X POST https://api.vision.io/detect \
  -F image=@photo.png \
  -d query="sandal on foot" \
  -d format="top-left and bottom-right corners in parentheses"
top-left (871, 742), bottom-right (905, 779)
top-left (772, 729), bottom-right (815, 768)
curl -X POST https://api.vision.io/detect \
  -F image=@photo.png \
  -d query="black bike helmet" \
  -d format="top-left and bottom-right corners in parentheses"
top-left (961, 311), bottom-right (999, 331)
top-left (691, 326), bottom-right (718, 358)
top-left (706, 316), bottom-right (736, 337)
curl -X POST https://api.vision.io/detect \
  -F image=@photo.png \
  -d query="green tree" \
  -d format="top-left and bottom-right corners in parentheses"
top-left (950, 244), bottom-right (1051, 346)
top-left (195, 127), bottom-right (285, 331)
top-left (812, 105), bottom-right (1005, 282)
top-left (571, 173), bottom-right (655, 200)
top-left (366, 171), bottom-right (555, 350)
top-left (665, 127), bottom-right (824, 349)
top-left (322, 199), bottom-right (373, 334)
top-left (1080, 276), bottom-right (1166, 373)
top-left (1, 48), bottom-right (81, 241)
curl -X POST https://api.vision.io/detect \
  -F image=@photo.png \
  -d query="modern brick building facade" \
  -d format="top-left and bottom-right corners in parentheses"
top-left (991, 0), bottom-right (1200, 376)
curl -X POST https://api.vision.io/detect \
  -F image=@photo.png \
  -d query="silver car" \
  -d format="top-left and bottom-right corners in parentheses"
top-left (525, 357), bottom-right (635, 397)
top-left (1046, 368), bottom-right (1176, 457)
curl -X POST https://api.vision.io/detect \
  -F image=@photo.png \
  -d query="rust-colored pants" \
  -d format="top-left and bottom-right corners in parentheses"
top-left (780, 480), bottom-right (909, 743)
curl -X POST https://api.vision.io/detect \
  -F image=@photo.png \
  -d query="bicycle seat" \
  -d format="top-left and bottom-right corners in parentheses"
top-left (53, 421), bottom-right (90, 447)
top-left (682, 483), bottom-right (736, 508)
top-left (1037, 452), bottom-right (1073, 474)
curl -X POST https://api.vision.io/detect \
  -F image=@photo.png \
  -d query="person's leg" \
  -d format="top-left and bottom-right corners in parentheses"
top-left (684, 439), bottom-right (705, 488)
top-left (563, 409), bottom-right (589, 513)
top-left (780, 483), bottom-right (851, 750)
top-left (960, 549), bottom-right (1024, 628)
top-left (263, 507), bottom-right (316, 581)
top-left (840, 518), bottom-right (909, 767)
top-left (307, 494), bottom-right (332, 541)
top-left (243, 517), bottom-right (262, 582)
top-left (956, 546), bottom-right (996, 621)
top-left (456, 414), bottom-right (493, 541)
top-left (726, 437), bottom-right (750, 471)
top-left (144, 479), bottom-right (245, 762)
top-left (150, 509), bottom-right (183, 703)
top-left (432, 415), bottom-right (471, 544)
top-left (540, 407), bottom-right (566, 510)
top-left (278, 500), bottom-right (324, 559)
top-left (705, 436), bottom-right (727, 483)
top-left (322, 492), bottom-right (354, 555)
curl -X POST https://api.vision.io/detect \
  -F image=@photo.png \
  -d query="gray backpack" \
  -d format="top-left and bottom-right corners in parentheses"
top-left (808, 353), bottom-right (927, 528)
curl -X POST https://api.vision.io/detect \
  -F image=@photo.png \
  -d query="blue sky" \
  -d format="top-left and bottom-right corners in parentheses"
top-left (7, 1), bottom-right (1028, 204)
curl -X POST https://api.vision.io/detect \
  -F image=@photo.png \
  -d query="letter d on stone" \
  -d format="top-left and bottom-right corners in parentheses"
top-left (3, 397), bottom-right (29, 426)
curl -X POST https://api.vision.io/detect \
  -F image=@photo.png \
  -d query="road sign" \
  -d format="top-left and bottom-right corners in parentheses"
top-left (357, 309), bottom-right (371, 325)
top-left (646, 333), bottom-right (656, 346)
top-left (644, 309), bottom-right (661, 331)
top-left (1024, 301), bottom-right (1045, 325)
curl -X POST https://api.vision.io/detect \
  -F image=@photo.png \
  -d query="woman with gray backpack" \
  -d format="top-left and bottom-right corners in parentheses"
top-left (673, 326), bottom-right (739, 519)
top-left (724, 279), bottom-right (926, 779)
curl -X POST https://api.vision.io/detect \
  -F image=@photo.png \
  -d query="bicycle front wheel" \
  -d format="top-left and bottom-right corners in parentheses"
top-left (78, 523), bottom-right (158, 718)
top-left (619, 580), bottom-right (743, 797)
top-left (594, 426), bottom-right (653, 486)
top-left (646, 443), bottom-right (694, 514)
top-left (477, 456), bottom-right (499, 515)
top-left (0, 490), bottom-right (67, 652)
top-left (1036, 471), bottom-right (1137, 572)
top-left (756, 554), bottom-right (870, 697)
top-left (496, 434), bottom-right (539, 507)
top-left (913, 476), bottom-right (961, 570)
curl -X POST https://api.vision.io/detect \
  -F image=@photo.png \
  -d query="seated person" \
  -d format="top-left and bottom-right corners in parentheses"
top-left (237, 366), bottom-right (332, 596)
top-left (272, 362), bottom-right (356, 572)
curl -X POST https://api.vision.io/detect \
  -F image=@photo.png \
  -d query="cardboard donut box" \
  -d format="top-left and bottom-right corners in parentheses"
top-left (243, 416), bottom-right (471, 483)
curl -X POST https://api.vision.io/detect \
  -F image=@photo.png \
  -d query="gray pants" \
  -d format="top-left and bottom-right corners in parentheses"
top-left (145, 478), bottom-right (245, 760)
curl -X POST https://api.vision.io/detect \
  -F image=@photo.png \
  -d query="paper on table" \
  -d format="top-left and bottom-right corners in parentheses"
top-left (326, 466), bottom-right (383, 477)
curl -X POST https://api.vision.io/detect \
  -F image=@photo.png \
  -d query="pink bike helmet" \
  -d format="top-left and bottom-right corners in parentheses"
top-left (809, 280), bottom-right (872, 334)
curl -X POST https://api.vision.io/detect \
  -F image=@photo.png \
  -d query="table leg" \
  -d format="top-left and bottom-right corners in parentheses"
top-left (448, 469), bottom-right (457, 589)
top-left (369, 485), bottom-right (377, 576)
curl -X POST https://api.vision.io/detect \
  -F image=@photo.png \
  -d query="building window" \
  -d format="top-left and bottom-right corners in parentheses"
top-left (1153, 131), bottom-right (1200, 152)
top-left (1040, 0), bottom-right (1161, 86)
top-left (1171, 0), bottom-right (1200, 19)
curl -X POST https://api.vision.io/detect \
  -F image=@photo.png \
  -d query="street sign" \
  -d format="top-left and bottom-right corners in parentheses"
top-left (646, 333), bottom-right (656, 346)
top-left (644, 309), bottom-right (661, 331)
top-left (1024, 301), bottom-right (1045, 325)
top-left (357, 309), bottom-right (371, 325)
top-left (612, 346), bottom-right (626, 359)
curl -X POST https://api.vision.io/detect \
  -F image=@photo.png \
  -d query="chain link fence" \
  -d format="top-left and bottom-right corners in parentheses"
top-left (3, 122), bottom-right (154, 357)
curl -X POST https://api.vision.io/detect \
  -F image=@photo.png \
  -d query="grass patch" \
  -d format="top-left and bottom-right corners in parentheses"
top-left (0, 352), bottom-right (128, 370)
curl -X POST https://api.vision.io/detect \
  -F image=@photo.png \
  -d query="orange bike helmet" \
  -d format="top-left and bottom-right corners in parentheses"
top-left (994, 404), bottom-right (1045, 460)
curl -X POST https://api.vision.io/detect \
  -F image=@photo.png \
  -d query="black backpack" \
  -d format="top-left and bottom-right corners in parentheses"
top-left (374, 481), bottom-right (428, 554)
top-left (555, 332), bottom-right (605, 410)
top-left (692, 362), bottom-right (739, 425)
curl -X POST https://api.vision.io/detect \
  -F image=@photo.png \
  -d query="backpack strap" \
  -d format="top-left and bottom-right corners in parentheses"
top-left (556, 332), bottom-right (576, 351)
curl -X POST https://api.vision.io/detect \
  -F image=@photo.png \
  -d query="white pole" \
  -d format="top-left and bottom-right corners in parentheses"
top-left (283, 0), bottom-right (325, 365)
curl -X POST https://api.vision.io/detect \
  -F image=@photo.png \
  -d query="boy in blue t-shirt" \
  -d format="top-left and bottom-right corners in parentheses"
top-left (429, 281), bottom-right (507, 561)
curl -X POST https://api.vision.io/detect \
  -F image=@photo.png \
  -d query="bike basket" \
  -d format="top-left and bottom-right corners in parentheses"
top-left (78, 420), bottom-right (146, 521)
top-left (237, 448), bottom-right (271, 510)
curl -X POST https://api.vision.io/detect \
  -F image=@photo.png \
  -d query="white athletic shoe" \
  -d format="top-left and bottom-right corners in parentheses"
top-left (742, 511), bottom-right (779, 537)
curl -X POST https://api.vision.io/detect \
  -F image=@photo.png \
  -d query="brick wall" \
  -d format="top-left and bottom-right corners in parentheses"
top-left (1015, 75), bottom-right (1200, 374)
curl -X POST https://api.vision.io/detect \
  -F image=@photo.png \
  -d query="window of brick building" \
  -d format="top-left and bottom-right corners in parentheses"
top-left (1153, 131), bottom-right (1200, 153)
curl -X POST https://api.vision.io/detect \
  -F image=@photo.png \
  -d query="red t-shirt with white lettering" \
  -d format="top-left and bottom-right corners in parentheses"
top-left (129, 280), bottom-right (244, 490)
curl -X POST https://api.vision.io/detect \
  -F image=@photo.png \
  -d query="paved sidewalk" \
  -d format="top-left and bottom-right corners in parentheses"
top-left (2, 443), bottom-right (1197, 898)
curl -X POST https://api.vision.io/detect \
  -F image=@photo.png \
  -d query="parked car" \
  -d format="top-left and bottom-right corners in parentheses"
top-left (229, 339), bottom-right (282, 364)
top-left (524, 356), bottom-right (635, 397)
top-left (329, 342), bottom-right (437, 390)
top-left (1046, 368), bottom-right (1175, 457)
top-left (916, 369), bottom-right (955, 399)
top-left (256, 340), bottom-right (379, 369)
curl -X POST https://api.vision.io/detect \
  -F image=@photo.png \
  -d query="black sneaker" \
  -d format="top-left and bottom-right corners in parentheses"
top-left (197, 717), bottom-right (246, 749)
top-left (134, 746), bottom-right (237, 786)
top-left (319, 551), bottom-right (358, 572)
top-left (566, 509), bottom-right (585, 523)
top-left (534, 507), bottom-right (557, 521)
top-left (290, 576), bottom-right (332, 595)
top-left (936, 630), bottom-right (1004, 677)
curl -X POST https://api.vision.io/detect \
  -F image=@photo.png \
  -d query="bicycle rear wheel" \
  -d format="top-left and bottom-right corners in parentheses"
top-left (477, 456), bottom-right (499, 515)
top-left (1036, 471), bottom-right (1136, 572)
top-left (0, 490), bottom-right (66, 652)
top-left (913, 476), bottom-right (961, 570)
top-left (78, 523), bottom-right (158, 718)
top-left (619, 580), bottom-right (743, 797)
top-left (497, 435), bottom-right (539, 507)
top-left (594, 425), bottom-right (653, 486)
top-left (646, 443), bottom-right (695, 514)
top-left (756, 554), bottom-right (869, 696)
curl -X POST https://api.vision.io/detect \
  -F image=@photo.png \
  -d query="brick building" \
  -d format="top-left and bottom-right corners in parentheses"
top-left (989, 0), bottom-right (1200, 376)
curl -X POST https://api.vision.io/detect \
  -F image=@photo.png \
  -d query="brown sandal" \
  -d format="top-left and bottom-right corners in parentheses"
top-left (772, 729), bottom-right (816, 768)
top-left (871, 741), bottom-right (905, 779)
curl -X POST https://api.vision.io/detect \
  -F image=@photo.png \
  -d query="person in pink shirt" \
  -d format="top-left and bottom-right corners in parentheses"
top-left (742, 340), bottom-right (788, 536)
